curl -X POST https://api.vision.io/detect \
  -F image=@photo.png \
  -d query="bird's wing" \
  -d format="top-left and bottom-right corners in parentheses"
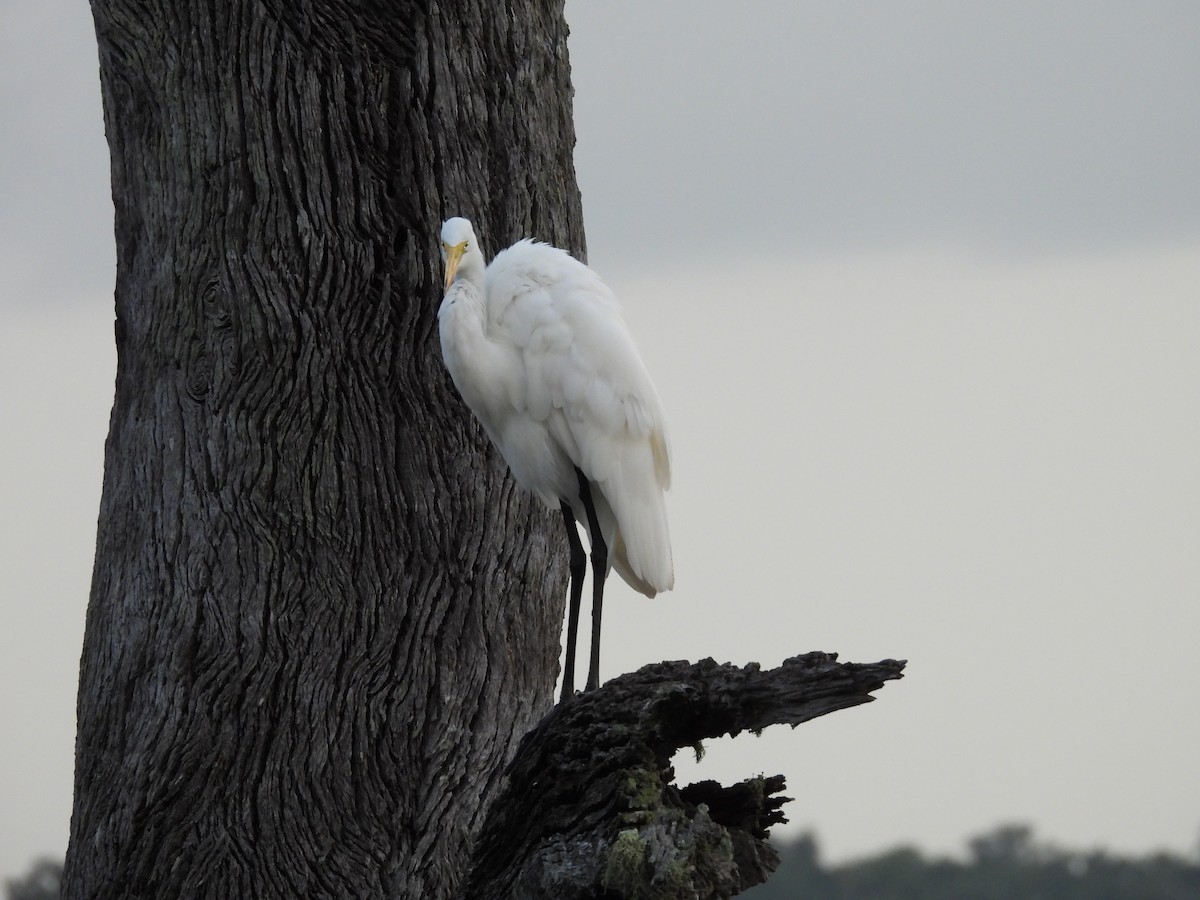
top-left (486, 241), bottom-right (673, 593)
top-left (485, 240), bottom-right (669, 482)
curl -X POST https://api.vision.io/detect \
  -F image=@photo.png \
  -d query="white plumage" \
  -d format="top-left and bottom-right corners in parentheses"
top-left (437, 216), bottom-right (672, 699)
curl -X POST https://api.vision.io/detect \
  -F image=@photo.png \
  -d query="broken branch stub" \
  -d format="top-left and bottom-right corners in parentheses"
top-left (464, 651), bottom-right (905, 899)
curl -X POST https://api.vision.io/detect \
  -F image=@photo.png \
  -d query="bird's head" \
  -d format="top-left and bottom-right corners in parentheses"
top-left (440, 217), bottom-right (483, 290)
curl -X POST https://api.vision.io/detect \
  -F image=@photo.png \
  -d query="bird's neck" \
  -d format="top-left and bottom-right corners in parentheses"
top-left (439, 278), bottom-right (509, 415)
top-left (439, 277), bottom-right (487, 341)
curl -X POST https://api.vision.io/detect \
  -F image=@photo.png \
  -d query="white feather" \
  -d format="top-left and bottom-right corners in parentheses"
top-left (437, 218), bottom-right (673, 596)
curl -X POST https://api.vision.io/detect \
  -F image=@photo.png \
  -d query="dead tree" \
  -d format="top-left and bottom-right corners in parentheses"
top-left (66, 2), bottom-right (903, 897)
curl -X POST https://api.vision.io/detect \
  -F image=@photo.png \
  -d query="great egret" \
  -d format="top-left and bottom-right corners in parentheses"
top-left (438, 216), bottom-right (673, 702)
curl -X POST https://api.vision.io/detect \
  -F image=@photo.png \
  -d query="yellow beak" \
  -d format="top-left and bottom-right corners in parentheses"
top-left (443, 242), bottom-right (467, 291)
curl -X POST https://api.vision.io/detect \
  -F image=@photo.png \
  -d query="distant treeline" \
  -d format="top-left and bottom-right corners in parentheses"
top-left (8, 824), bottom-right (1200, 898)
top-left (746, 824), bottom-right (1200, 899)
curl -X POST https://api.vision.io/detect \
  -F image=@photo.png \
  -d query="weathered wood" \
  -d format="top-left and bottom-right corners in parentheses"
top-left (66, 2), bottom-right (581, 897)
top-left (465, 652), bottom-right (906, 899)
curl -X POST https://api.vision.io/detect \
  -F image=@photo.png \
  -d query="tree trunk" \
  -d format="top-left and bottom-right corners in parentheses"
top-left (66, 1), bottom-right (582, 897)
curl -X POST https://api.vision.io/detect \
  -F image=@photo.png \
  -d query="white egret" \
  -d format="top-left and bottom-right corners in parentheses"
top-left (438, 216), bottom-right (673, 702)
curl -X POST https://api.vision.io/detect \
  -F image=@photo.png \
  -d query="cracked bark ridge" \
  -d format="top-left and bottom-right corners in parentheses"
top-left (464, 651), bottom-right (906, 900)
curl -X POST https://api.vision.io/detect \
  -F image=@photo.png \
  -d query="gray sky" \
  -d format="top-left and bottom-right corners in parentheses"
top-left (569, 1), bottom-right (1200, 265)
top-left (2, 0), bottom-right (1199, 880)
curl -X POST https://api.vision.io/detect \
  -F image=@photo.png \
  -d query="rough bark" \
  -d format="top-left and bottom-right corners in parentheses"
top-left (465, 652), bottom-right (906, 899)
top-left (66, 1), bottom-right (582, 897)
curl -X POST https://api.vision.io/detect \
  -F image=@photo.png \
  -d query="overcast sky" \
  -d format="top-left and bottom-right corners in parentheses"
top-left (2, 0), bottom-right (1199, 880)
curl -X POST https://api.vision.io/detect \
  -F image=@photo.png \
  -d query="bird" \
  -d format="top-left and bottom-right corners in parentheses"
top-left (437, 216), bottom-right (673, 703)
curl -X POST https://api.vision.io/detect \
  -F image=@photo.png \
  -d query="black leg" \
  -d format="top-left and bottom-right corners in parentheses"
top-left (559, 501), bottom-right (586, 704)
top-left (574, 467), bottom-right (607, 692)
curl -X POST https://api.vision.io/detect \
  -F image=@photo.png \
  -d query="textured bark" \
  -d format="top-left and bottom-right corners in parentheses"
top-left (465, 652), bottom-right (906, 899)
top-left (66, 1), bottom-right (582, 897)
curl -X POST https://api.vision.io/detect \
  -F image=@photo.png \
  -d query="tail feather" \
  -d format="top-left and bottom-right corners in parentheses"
top-left (611, 530), bottom-right (667, 598)
top-left (596, 439), bottom-right (673, 597)
top-left (650, 426), bottom-right (671, 490)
